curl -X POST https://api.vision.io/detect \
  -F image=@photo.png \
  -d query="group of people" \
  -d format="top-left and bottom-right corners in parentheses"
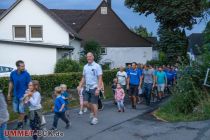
top-left (112, 62), bottom-right (177, 110)
top-left (0, 52), bottom-right (178, 140)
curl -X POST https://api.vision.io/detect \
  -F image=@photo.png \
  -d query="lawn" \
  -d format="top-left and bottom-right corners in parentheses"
top-left (154, 97), bottom-right (210, 122)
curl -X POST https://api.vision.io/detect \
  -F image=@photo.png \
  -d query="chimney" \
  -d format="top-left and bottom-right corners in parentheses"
top-left (105, 0), bottom-right (111, 8)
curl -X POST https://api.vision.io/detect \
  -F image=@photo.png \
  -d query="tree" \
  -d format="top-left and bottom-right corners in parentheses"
top-left (158, 24), bottom-right (188, 64)
top-left (80, 40), bottom-right (102, 64)
top-left (125, 0), bottom-right (209, 63)
top-left (125, 0), bottom-right (209, 29)
top-left (130, 25), bottom-right (153, 37)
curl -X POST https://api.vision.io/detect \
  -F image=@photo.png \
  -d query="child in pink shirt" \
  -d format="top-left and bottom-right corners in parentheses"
top-left (115, 84), bottom-right (125, 112)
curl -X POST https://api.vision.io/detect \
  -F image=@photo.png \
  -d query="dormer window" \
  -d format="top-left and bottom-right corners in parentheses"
top-left (29, 26), bottom-right (43, 41)
top-left (13, 25), bottom-right (26, 41)
top-left (101, 7), bottom-right (107, 15)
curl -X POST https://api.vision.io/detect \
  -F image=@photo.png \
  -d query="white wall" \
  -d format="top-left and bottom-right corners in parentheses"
top-left (0, 0), bottom-right (69, 45)
top-left (100, 47), bottom-right (153, 68)
top-left (70, 39), bottom-right (81, 61)
top-left (0, 43), bottom-right (57, 75)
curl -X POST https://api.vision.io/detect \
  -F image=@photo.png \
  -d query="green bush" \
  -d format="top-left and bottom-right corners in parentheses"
top-left (54, 59), bottom-right (83, 73)
top-left (0, 70), bottom-right (117, 96)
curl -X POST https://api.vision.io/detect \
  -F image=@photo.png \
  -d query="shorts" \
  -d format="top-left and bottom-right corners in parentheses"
top-left (83, 88), bottom-right (99, 104)
top-left (129, 84), bottom-right (139, 96)
top-left (157, 84), bottom-right (165, 92)
top-left (13, 96), bottom-right (25, 113)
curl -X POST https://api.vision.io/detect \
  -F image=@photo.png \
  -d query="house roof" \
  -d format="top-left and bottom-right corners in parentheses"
top-left (0, 0), bottom-right (81, 40)
top-left (0, 39), bottom-right (74, 50)
top-left (0, 0), bottom-right (156, 47)
top-left (50, 9), bottom-right (95, 32)
top-left (188, 33), bottom-right (204, 55)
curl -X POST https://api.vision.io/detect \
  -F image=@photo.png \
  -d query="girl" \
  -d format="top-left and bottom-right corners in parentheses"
top-left (115, 84), bottom-right (125, 112)
top-left (78, 87), bottom-right (87, 115)
top-left (24, 80), bottom-right (42, 140)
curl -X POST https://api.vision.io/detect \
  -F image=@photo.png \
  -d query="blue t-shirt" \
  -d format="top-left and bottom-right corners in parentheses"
top-left (54, 95), bottom-right (66, 112)
top-left (128, 69), bottom-right (142, 85)
top-left (156, 71), bottom-right (167, 84)
top-left (10, 70), bottom-right (31, 99)
top-left (166, 71), bottom-right (175, 81)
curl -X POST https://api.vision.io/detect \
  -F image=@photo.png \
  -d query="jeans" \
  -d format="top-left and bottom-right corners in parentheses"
top-left (142, 83), bottom-right (153, 105)
top-left (117, 100), bottom-right (124, 110)
top-left (53, 112), bottom-right (69, 128)
top-left (0, 122), bottom-right (8, 140)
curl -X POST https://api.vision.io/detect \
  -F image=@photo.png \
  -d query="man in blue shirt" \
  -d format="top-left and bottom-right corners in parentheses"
top-left (156, 66), bottom-right (167, 100)
top-left (7, 60), bottom-right (31, 129)
top-left (166, 67), bottom-right (175, 86)
top-left (127, 62), bottom-right (142, 109)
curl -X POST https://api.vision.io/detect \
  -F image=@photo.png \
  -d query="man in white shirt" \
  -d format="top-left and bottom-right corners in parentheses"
top-left (77, 52), bottom-right (103, 125)
top-left (116, 66), bottom-right (127, 91)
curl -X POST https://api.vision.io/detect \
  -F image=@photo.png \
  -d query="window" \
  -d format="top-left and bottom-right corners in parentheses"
top-left (30, 26), bottom-right (43, 41)
top-left (101, 7), bottom-right (107, 15)
top-left (101, 47), bottom-right (107, 55)
top-left (13, 26), bottom-right (26, 40)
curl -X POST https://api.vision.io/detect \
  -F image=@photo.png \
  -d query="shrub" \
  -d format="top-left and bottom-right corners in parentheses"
top-left (0, 70), bottom-right (117, 97)
top-left (54, 59), bottom-right (83, 73)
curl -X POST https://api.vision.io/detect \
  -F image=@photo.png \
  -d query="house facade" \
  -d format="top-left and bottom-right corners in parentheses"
top-left (0, 0), bottom-right (81, 75)
top-left (0, 0), bottom-right (156, 74)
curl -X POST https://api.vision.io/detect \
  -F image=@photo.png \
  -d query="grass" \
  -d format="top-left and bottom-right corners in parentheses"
top-left (154, 98), bottom-right (210, 122)
top-left (8, 85), bottom-right (114, 122)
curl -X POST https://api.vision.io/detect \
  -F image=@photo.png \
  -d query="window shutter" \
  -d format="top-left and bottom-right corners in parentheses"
top-left (31, 27), bottom-right (42, 38)
top-left (15, 27), bottom-right (26, 38)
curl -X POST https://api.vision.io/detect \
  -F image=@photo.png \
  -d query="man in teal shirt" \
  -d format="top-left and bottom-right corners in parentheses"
top-left (156, 66), bottom-right (167, 100)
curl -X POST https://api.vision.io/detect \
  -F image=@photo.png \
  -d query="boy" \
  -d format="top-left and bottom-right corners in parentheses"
top-left (60, 84), bottom-right (70, 110)
top-left (0, 85), bottom-right (9, 140)
top-left (51, 87), bottom-right (70, 130)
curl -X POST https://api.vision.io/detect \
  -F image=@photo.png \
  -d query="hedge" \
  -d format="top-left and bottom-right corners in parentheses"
top-left (0, 70), bottom-right (117, 95)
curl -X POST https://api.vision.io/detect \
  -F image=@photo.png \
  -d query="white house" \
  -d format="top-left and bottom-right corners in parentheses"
top-left (0, 0), bottom-right (157, 74)
top-left (0, 0), bottom-right (81, 75)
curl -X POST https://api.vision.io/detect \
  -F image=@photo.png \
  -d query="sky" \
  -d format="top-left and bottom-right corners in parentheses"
top-left (0, 0), bottom-right (209, 37)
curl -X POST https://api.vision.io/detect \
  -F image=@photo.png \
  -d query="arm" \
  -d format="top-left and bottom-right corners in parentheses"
top-left (28, 93), bottom-right (41, 106)
top-left (77, 76), bottom-right (85, 92)
top-left (127, 76), bottom-right (130, 89)
top-left (139, 75), bottom-right (143, 88)
top-left (59, 104), bottom-right (65, 112)
top-left (8, 81), bottom-right (13, 100)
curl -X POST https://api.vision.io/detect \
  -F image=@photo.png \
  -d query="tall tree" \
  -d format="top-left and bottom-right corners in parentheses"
top-left (80, 40), bottom-right (102, 64)
top-left (130, 25), bottom-right (153, 37)
top-left (125, 0), bottom-right (209, 63)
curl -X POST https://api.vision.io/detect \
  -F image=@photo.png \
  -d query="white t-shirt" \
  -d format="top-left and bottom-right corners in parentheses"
top-left (83, 61), bottom-right (103, 89)
top-left (116, 71), bottom-right (127, 86)
top-left (28, 91), bottom-right (42, 111)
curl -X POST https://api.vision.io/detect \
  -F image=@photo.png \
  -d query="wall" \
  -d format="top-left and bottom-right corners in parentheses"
top-left (0, 43), bottom-right (57, 75)
top-left (0, 0), bottom-right (69, 45)
top-left (100, 47), bottom-right (153, 68)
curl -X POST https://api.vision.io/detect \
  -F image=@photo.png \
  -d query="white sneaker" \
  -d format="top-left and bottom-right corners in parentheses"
top-left (78, 111), bottom-right (83, 115)
top-left (91, 118), bottom-right (98, 125)
top-left (89, 113), bottom-right (94, 119)
top-left (83, 108), bottom-right (88, 113)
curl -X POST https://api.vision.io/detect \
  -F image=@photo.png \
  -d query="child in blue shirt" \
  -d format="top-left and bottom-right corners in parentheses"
top-left (51, 87), bottom-right (70, 130)
top-left (60, 84), bottom-right (70, 110)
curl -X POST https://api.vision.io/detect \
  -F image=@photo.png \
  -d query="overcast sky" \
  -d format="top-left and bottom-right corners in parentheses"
top-left (0, 0), bottom-right (209, 37)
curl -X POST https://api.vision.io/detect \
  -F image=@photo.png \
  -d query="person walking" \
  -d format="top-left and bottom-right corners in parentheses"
top-left (127, 62), bottom-right (142, 109)
top-left (115, 84), bottom-right (125, 112)
top-left (7, 60), bottom-right (31, 129)
top-left (141, 65), bottom-right (155, 106)
top-left (116, 66), bottom-right (127, 91)
top-left (156, 66), bottom-right (167, 100)
top-left (0, 87), bottom-right (9, 140)
top-left (77, 52), bottom-right (103, 125)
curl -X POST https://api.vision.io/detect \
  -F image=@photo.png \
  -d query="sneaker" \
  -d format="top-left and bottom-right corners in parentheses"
top-left (15, 122), bottom-right (23, 130)
top-left (118, 110), bottom-right (121, 112)
top-left (78, 111), bottom-right (83, 115)
top-left (133, 105), bottom-right (137, 109)
top-left (122, 108), bottom-right (125, 112)
top-left (50, 127), bottom-right (57, 131)
top-left (65, 122), bottom-right (71, 129)
top-left (83, 108), bottom-right (88, 113)
top-left (98, 105), bottom-right (104, 111)
top-left (89, 113), bottom-right (94, 119)
top-left (91, 118), bottom-right (98, 125)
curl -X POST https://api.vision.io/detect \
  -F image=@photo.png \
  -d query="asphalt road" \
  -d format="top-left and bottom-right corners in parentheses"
top-left (8, 100), bottom-right (210, 140)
